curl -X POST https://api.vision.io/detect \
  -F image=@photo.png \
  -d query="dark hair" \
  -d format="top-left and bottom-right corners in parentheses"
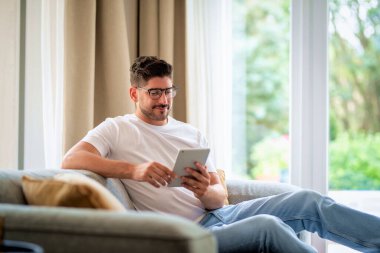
top-left (130, 56), bottom-right (172, 87)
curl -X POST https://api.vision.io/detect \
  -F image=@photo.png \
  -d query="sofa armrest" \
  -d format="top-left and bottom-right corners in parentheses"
top-left (226, 179), bottom-right (300, 205)
top-left (0, 204), bottom-right (216, 253)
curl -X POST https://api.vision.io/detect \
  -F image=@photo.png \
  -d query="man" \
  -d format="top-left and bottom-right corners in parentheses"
top-left (62, 56), bottom-right (380, 253)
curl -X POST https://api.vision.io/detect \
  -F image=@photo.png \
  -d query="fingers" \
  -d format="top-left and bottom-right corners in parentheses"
top-left (147, 170), bottom-right (167, 187)
top-left (194, 162), bottom-right (210, 179)
top-left (181, 163), bottom-right (210, 196)
top-left (146, 174), bottom-right (161, 188)
top-left (153, 163), bottom-right (177, 180)
top-left (144, 162), bottom-right (176, 188)
top-left (181, 175), bottom-right (207, 189)
top-left (181, 176), bottom-right (208, 198)
top-left (181, 182), bottom-right (204, 197)
top-left (135, 161), bottom-right (207, 190)
top-left (185, 162), bottom-right (210, 183)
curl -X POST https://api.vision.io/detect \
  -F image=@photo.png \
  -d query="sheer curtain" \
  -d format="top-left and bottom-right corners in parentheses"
top-left (41, 0), bottom-right (64, 168)
top-left (186, 0), bottom-right (233, 174)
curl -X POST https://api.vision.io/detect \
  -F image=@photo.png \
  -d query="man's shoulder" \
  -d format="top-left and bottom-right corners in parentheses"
top-left (168, 117), bottom-right (204, 139)
top-left (104, 114), bottom-right (135, 124)
top-left (94, 114), bottom-right (138, 132)
top-left (169, 117), bottom-right (199, 131)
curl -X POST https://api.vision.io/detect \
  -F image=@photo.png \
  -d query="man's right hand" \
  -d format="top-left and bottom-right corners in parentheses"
top-left (131, 162), bottom-right (177, 188)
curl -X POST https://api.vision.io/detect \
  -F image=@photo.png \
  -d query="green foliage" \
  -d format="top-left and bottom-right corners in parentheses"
top-left (329, 0), bottom-right (380, 133)
top-left (244, 0), bottom-right (290, 141)
top-left (329, 133), bottom-right (380, 190)
top-left (328, 0), bottom-right (380, 189)
top-left (232, 0), bottom-right (290, 175)
top-left (232, 0), bottom-right (380, 189)
top-left (249, 135), bottom-right (289, 181)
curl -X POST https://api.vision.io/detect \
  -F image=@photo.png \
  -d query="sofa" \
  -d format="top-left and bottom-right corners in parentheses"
top-left (0, 169), bottom-right (308, 253)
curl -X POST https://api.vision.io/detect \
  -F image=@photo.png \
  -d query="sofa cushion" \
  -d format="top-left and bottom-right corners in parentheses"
top-left (0, 169), bottom-right (106, 205)
top-left (0, 171), bottom-right (26, 205)
top-left (21, 174), bottom-right (126, 211)
top-left (0, 169), bottom-right (136, 210)
top-left (105, 178), bottom-right (135, 209)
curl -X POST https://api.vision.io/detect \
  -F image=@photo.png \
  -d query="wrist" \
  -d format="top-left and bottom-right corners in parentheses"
top-left (112, 160), bottom-right (135, 179)
top-left (199, 185), bottom-right (225, 210)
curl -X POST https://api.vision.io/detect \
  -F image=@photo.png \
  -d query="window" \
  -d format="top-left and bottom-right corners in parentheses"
top-left (328, 0), bottom-right (380, 252)
top-left (232, 1), bottom-right (379, 252)
top-left (232, 0), bottom-right (290, 182)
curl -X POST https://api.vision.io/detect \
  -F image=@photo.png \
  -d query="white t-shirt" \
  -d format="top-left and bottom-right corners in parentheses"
top-left (82, 114), bottom-right (216, 221)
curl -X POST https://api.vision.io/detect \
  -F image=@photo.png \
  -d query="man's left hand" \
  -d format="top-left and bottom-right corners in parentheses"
top-left (181, 162), bottom-right (211, 198)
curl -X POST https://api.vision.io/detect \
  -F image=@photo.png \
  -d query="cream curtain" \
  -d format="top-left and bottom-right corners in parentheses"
top-left (63, 0), bottom-right (187, 152)
top-left (64, 0), bottom-right (131, 152)
top-left (125, 0), bottom-right (187, 123)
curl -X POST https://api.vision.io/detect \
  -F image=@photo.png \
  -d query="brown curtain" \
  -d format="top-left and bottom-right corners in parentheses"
top-left (63, 0), bottom-right (187, 152)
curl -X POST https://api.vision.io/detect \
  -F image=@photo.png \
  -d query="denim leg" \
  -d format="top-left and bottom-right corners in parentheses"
top-left (202, 190), bottom-right (380, 253)
top-left (200, 213), bottom-right (317, 253)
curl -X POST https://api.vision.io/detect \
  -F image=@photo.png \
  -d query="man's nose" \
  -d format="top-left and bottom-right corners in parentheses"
top-left (158, 92), bottom-right (169, 103)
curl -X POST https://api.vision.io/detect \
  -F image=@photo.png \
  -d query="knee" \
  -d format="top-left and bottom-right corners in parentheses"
top-left (252, 214), bottom-right (284, 231)
top-left (291, 189), bottom-right (323, 204)
top-left (250, 215), bottom-right (297, 240)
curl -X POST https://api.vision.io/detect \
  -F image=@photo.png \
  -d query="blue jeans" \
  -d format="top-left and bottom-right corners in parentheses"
top-left (199, 190), bottom-right (380, 253)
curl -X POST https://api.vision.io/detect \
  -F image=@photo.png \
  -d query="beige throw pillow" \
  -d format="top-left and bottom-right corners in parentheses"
top-left (21, 173), bottom-right (126, 211)
top-left (216, 169), bottom-right (229, 205)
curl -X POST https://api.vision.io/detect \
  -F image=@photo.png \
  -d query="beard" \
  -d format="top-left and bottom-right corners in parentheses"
top-left (139, 103), bottom-right (171, 122)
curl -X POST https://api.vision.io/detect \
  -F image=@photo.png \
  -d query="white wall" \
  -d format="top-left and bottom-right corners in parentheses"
top-left (0, 0), bottom-right (20, 169)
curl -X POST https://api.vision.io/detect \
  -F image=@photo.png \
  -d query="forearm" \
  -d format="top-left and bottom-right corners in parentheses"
top-left (61, 151), bottom-right (134, 178)
top-left (199, 184), bottom-right (227, 210)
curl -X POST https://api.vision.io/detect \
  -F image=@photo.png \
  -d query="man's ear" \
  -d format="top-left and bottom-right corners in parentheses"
top-left (130, 86), bottom-right (138, 103)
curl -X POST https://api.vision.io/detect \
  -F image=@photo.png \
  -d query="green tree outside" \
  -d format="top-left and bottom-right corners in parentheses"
top-left (232, 0), bottom-right (290, 176)
top-left (329, 0), bottom-right (380, 189)
top-left (233, 0), bottom-right (380, 190)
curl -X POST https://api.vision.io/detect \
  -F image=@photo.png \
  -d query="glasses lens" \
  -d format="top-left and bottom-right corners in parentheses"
top-left (167, 88), bottom-right (176, 98)
top-left (149, 89), bottom-right (162, 99)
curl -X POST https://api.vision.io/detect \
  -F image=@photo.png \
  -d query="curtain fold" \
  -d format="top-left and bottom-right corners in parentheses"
top-left (64, 0), bottom-right (97, 152)
top-left (64, 0), bottom-right (133, 152)
top-left (172, 0), bottom-right (187, 122)
top-left (139, 0), bottom-right (174, 61)
top-left (94, 0), bottom-right (132, 125)
top-left (129, 0), bottom-right (187, 121)
top-left (63, 0), bottom-right (187, 153)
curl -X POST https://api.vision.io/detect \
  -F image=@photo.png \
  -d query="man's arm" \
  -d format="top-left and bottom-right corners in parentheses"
top-left (61, 141), bottom-right (176, 188)
top-left (181, 163), bottom-right (227, 210)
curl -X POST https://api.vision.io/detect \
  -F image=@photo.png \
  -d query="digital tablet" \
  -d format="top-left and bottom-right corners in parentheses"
top-left (168, 148), bottom-right (210, 187)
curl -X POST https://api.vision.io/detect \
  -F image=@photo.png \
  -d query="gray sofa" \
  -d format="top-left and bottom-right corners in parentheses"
top-left (0, 169), bottom-right (307, 253)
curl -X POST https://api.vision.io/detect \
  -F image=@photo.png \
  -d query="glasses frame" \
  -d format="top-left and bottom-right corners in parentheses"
top-left (137, 86), bottom-right (177, 100)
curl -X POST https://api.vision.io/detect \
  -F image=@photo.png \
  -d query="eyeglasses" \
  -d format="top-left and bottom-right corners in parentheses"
top-left (137, 86), bottom-right (177, 100)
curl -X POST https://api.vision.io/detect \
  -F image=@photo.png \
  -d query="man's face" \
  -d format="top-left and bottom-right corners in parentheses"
top-left (132, 76), bottom-right (174, 126)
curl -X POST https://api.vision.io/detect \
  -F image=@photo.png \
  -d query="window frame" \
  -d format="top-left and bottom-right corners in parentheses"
top-left (290, 0), bottom-right (328, 252)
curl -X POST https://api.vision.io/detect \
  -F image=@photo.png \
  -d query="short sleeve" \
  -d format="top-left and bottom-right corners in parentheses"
top-left (82, 118), bottom-right (119, 157)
